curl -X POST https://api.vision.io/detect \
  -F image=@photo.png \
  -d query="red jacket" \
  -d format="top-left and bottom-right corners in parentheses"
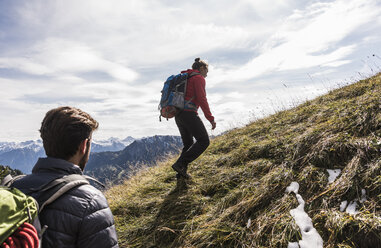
top-left (181, 69), bottom-right (214, 123)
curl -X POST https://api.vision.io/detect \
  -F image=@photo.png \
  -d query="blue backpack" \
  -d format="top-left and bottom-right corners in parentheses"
top-left (158, 72), bottom-right (199, 121)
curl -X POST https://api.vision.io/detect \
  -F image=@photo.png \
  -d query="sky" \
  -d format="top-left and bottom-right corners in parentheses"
top-left (0, 0), bottom-right (381, 142)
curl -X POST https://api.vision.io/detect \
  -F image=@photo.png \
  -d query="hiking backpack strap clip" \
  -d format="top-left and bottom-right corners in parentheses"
top-left (1, 174), bottom-right (26, 187)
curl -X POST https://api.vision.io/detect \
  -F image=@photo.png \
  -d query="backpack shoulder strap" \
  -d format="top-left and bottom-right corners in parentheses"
top-left (82, 175), bottom-right (105, 188)
top-left (38, 174), bottom-right (97, 212)
top-left (183, 72), bottom-right (201, 109)
top-left (1, 174), bottom-right (26, 187)
top-left (1, 174), bottom-right (14, 186)
top-left (2, 173), bottom-right (104, 216)
top-left (188, 72), bottom-right (201, 78)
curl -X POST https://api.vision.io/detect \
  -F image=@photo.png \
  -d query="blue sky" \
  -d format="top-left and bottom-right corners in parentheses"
top-left (0, 0), bottom-right (381, 142)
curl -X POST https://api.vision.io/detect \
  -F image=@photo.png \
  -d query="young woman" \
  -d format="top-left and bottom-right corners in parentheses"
top-left (172, 58), bottom-right (216, 179)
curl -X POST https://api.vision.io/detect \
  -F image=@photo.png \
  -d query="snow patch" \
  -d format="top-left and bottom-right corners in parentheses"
top-left (340, 200), bottom-right (358, 214)
top-left (340, 189), bottom-right (367, 214)
top-left (246, 218), bottom-right (251, 228)
top-left (345, 201), bottom-right (358, 215)
top-left (327, 169), bottom-right (341, 183)
top-left (360, 189), bottom-right (366, 203)
top-left (286, 182), bottom-right (323, 248)
top-left (340, 201), bottom-right (348, 212)
top-left (288, 242), bottom-right (299, 248)
top-left (286, 181), bottom-right (300, 194)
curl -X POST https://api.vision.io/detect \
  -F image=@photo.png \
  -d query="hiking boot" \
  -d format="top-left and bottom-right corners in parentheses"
top-left (176, 173), bottom-right (193, 181)
top-left (172, 162), bottom-right (190, 179)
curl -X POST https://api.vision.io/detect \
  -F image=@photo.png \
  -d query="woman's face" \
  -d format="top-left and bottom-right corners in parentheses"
top-left (199, 66), bottom-right (208, 78)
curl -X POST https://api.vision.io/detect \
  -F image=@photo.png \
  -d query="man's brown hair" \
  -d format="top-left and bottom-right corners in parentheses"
top-left (40, 106), bottom-right (99, 160)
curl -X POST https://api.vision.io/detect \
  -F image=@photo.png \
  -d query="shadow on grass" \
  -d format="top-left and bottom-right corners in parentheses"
top-left (149, 177), bottom-right (194, 247)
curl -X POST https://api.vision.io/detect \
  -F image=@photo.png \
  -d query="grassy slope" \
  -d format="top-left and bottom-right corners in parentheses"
top-left (0, 165), bottom-right (23, 179)
top-left (106, 74), bottom-right (381, 248)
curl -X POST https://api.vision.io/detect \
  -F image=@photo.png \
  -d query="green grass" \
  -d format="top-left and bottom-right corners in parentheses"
top-left (106, 73), bottom-right (381, 247)
top-left (0, 165), bottom-right (22, 180)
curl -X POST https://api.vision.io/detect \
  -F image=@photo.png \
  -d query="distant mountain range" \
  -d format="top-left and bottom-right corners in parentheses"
top-left (0, 136), bottom-right (135, 173)
top-left (91, 136), bottom-right (135, 153)
top-left (85, 135), bottom-right (182, 185)
top-left (0, 140), bottom-right (46, 173)
top-left (0, 135), bottom-right (182, 185)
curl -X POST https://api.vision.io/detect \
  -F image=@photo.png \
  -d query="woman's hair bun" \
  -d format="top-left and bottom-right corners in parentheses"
top-left (191, 57), bottom-right (208, 70)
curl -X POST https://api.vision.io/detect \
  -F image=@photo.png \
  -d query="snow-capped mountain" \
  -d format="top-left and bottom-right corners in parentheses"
top-left (91, 136), bottom-right (135, 152)
top-left (0, 137), bottom-right (136, 173)
top-left (0, 140), bottom-right (45, 173)
top-left (0, 140), bottom-right (43, 154)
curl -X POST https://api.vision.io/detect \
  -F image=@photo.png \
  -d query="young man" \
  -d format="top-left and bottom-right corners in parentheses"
top-left (172, 58), bottom-right (216, 179)
top-left (12, 106), bottom-right (119, 248)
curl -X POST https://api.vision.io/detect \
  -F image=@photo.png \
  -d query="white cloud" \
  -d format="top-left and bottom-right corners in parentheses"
top-left (0, 38), bottom-right (138, 82)
top-left (209, 0), bottom-right (380, 84)
top-left (0, 0), bottom-right (381, 142)
top-left (9, 0), bottom-right (292, 66)
top-left (0, 57), bottom-right (50, 75)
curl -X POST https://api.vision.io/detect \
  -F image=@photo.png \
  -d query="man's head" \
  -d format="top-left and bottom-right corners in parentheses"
top-left (40, 106), bottom-right (99, 169)
top-left (192, 57), bottom-right (209, 78)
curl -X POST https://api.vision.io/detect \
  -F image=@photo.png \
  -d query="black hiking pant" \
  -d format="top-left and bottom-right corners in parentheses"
top-left (175, 111), bottom-right (210, 167)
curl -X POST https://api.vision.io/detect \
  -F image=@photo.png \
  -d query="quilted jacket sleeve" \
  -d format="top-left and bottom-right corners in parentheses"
top-left (76, 185), bottom-right (119, 248)
top-left (39, 184), bottom-right (119, 248)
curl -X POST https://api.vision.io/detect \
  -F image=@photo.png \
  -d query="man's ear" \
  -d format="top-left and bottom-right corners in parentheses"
top-left (79, 139), bottom-right (89, 154)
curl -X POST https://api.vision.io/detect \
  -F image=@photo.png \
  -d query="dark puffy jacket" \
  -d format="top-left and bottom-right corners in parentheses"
top-left (12, 157), bottom-right (119, 248)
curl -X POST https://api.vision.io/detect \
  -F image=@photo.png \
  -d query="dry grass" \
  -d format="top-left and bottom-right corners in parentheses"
top-left (106, 73), bottom-right (381, 247)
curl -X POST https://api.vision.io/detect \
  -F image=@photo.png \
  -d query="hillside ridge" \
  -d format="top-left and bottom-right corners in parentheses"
top-left (86, 135), bottom-right (182, 185)
top-left (106, 74), bottom-right (381, 247)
